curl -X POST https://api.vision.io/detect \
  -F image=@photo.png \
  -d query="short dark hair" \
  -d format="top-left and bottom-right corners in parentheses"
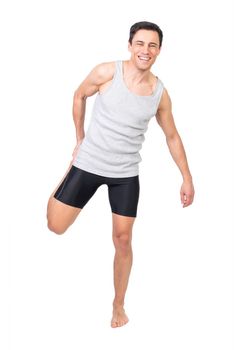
top-left (129, 21), bottom-right (163, 48)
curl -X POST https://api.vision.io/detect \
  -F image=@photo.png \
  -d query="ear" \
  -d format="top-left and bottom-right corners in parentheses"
top-left (128, 41), bottom-right (131, 52)
top-left (157, 46), bottom-right (162, 55)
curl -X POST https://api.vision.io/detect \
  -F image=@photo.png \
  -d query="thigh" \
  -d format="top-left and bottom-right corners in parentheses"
top-left (107, 175), bottom-right (140, 218)
top-left (47, 166), bottom-right (103, 232)
top-left (47, 162), bottom-right (79, 230)
top-left (53, 166), bottom-right (102, 208)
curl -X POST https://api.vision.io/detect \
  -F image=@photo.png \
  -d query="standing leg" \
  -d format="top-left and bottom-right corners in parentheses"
top-left (111, 212), bottom-right (136, 328)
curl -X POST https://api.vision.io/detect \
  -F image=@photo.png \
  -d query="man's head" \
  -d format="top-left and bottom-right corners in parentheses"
top-left (128, 21), bottom-right (163, 70)
top-left (129, 21), bottom-right (163, 48)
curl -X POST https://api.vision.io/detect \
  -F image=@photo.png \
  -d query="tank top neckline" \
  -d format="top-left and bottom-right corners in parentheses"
top-left (119, 60), bottom-right (160, 98)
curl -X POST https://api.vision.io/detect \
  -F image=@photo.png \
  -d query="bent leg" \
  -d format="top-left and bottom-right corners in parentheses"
top-left (47, 196), bottom-right (82, 235)
top-left (47, 138), bottom-right (87, 233)
top-left (47, 163), bottom-right (101, 234)
top-left (46, 161), bottom-right (82, 234)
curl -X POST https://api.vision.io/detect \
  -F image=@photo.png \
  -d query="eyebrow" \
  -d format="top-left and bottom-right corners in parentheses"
top-left (135, 40), bottom-right (159, 47)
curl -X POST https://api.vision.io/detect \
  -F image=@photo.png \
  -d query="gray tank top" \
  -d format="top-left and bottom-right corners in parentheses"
top-left (73, 60), bottom-right (164, 177)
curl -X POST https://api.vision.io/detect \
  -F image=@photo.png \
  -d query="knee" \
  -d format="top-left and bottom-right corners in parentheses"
top-left (113, 231), bottom-right (132, 251)
top-left (47, 219), bottom-right (67, 235)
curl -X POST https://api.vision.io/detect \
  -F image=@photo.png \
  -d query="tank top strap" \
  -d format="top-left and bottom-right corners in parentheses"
top-left (153, 77), bottom-right (164, 98)
top-left (113, 60), bottom-right (122, 80)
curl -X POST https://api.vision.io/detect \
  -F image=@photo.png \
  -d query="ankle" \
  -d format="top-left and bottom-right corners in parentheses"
top-left (113, 300), bottom-right (124, 309)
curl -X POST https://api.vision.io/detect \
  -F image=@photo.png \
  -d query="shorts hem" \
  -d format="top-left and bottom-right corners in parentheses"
top-left (54, 195), bottom-right (84, 209)
top-left (111, 210), bottom-right (137, 218)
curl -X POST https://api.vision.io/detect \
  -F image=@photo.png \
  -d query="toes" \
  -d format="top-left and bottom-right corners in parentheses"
top-left (111, 314), bottom-right (129, 328)
top-left (111, 321), bottom-right (118, 328)
top-left (111, 320), bottom-right (122, 328)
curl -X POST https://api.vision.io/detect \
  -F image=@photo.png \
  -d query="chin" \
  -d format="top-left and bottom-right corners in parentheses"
top-left (136, 59), bottom-right (152, 70)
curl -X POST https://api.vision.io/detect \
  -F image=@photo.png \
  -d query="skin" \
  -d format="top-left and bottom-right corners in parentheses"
top-left (47, 29), bottom-right (195, 328)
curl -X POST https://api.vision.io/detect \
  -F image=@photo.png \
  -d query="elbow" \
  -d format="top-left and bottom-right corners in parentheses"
top-left (73, 89), bottom-right (86, 101)
top-left (166, 131), bottom-right (180, 143)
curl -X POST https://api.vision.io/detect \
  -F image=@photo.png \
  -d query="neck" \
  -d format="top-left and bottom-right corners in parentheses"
top-left (124, 60), bottom-right (152, 84)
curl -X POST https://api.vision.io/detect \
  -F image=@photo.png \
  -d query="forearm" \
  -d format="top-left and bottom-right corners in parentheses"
top-left (166, 133), bottom-right (192, 181)
top-left (72, 93), bottom-right (86, 143)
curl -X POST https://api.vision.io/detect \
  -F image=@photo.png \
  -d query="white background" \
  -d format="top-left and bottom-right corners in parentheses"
top-left (1, 0), bottom-right (233, 349)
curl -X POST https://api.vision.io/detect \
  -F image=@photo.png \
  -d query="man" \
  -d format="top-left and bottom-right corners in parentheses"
top-left (47, 21), bottom-right (195, 328)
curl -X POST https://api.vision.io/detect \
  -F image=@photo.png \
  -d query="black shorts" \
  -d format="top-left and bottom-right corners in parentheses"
top-left (54, 166), bottom-right (140, 217)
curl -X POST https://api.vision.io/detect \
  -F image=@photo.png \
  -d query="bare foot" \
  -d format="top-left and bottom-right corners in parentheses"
top-left (111, 305), bottom-right (129, 328)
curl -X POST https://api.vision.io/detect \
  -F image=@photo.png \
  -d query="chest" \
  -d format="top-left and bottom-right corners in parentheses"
top-left (96, 91), bottom-right (156, 131)
top-left (99, 76), bottom-right (156, 96)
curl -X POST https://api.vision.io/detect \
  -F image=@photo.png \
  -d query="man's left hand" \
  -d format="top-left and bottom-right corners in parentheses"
top-left (180, 180), bottom-right (195, 208)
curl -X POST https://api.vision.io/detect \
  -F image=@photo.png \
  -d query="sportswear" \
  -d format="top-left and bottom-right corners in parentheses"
top-left (54, 166), bottom-right (140, 217)
top-left (73, 60), bottom-right (164, 177)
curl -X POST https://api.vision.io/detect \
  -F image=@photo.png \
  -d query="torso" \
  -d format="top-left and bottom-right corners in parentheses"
top-left (73, 59), bottom-right (165, 178)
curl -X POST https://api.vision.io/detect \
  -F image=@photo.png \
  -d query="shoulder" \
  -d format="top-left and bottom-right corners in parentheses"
top-left (91, 61), bottom-right (116, 82)
top-left (74, 61), bottom-right (117, 99)
top-left (157, 87), bottom-right (172, 111)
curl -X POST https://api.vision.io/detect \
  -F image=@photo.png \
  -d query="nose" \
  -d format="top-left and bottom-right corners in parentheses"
top-left (141, 44), bottom-right (150, 55)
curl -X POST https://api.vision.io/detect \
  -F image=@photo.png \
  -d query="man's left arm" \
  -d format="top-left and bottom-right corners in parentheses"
top-left (155, 88), bottom-right (195, 207)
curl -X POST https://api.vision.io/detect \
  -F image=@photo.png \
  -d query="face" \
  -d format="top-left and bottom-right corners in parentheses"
top-left (128, 29), bottom-right (161, 70)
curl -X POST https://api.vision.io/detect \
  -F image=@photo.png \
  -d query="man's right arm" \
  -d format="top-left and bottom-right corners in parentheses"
top-left (72, 62), bottom-right (115, 144)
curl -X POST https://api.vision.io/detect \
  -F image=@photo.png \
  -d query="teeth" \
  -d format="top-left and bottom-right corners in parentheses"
top-left (139, 56), bottom-right (150, 61)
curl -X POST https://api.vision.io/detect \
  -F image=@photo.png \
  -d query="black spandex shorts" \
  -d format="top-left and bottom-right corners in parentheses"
top-left (54, 166), bottom-right (140, 217)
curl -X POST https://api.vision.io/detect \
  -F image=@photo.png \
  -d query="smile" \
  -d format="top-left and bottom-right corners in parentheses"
top-left (138, 56), bottom-right (151, 61)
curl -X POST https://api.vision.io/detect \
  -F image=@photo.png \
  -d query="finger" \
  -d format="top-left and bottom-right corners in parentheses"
top-left (183, 195), bottom-right (193, 207)
top-left (180, 191), bottom-right (185, 205)
top-left (182, 194), bottom-right (187, 206)
top-left (72, 144), bottom-right (80, 159)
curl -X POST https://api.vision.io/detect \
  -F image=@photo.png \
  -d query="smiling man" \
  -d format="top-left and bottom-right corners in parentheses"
top-left (47, 21), bottom-right (195, 328)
